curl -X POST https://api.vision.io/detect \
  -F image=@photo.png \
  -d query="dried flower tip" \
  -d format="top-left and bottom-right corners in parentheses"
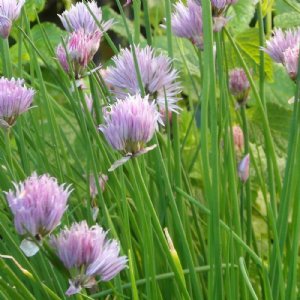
top-left (56, 29), bottom-right (101, 78)
top-left (6, 173), bottom-right (72, 256)
top-left (0, 0), bottom-right (25, 38)
top-left (232, 125), bottom-right (244, 154)
top-left (228, 68), bottom-right (250, 105)
top-left (58, 0), bottom-right (113, 34)
top-left (0, 77), bottom-right (35, 128)
top-left (89, 173), bottom-right (108, 198)
top-left (50, 221), bottom-right (127, 296)
top-left (238, 153), bottom-right (250, 183)
top-left (105, 45), bottom-right (181, 120)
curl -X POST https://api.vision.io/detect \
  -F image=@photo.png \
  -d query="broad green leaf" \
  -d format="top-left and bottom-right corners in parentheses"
top-left (228, 0), bottom-right (256, 34)
top-left (25, 0), bottom-right (46, 22)
top-left (102, 6), bottom-right (146, 44)
top-left (264, 64), bottom-right (295, 109)
top-left (274, 12), bottom-right (300, 28)
top-left (249, 102), bottom-right (292, 154)
top-left (225, 28), bottom-right (273, 80)
top-left (9, 22), bottom-right (66, 67)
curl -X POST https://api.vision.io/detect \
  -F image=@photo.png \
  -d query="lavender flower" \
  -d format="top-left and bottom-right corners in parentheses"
top-left (56, 29), bottom-right (101, 78)
top-left (105, 45), bottom-right (181, 117)
top-left (99, 94), bottom-right (159, 171)
top-left (0, 0), bottom-right (25, 38)
top-left (262, 28), bottom-right (300, 64)
top-left (58, 0), bottom-right (113, 34)
top-left (228, 68), bottom-right (250, 105)
top-left (283, 46), bottom-right (299, 81)
top-left (6, 173), bottom-right (71, 256)
top-left (171, 0), bottom-right (203, 49)
top-left (238, 153), bottom-right (250, 183)
top-left (50, 221), bottom-right (127, 296)
top-left (0, 77), bottom-right (35, 128)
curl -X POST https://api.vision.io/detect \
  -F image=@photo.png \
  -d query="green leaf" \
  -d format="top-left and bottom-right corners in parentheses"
top-left (225, 28), bottom-right (273, 80)
top-left (228, 0), bottom-right (256, 34)
top-left (102, 6), bottom-right (146, 44)
top-left (264, 64), bottom-right (295, 109)
top-left (274, 12), bottom-right (300, 28)
top-left (25, 0), bottom-right (46, 22)
top-left (9, 23), bottom-right (66, 67)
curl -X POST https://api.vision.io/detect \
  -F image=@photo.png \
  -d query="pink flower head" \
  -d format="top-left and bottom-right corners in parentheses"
top-left (105, 45), bottom-right (181, 118)
top-left (50, 221), bottom-right (127, 296)
top-left (0, 0), bottom-right (25, 38)
top-left (58, 0), bottom-right (113, 34)
top-left (171, 0), bottom-right (203, 49)
top-left (283, 46), bottom-right (299, 81)
top-left (6, 173), bottom-right (71, 256)
top-left (232, 125), bottom-right (244, 154)
top-left (99, 94), bottom-right (159, 171)
top-left (56, 29), bottom-right (101, 78)
top-left (228, 68), bottom-right (250, 104)
top-left (262, 28), bottom-right (300, 64)
top-left (238, 153), bottom-right (250, 183)
top-left (0, 77), bottom-right (35, 128)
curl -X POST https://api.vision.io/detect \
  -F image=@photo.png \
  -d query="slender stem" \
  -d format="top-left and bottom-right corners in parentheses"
top-left (240, 107), bottom-right (252, 249)
top-left (4, 128), bottom-right (15, 179)
top-left (133, 0), bottom-right (141, 44)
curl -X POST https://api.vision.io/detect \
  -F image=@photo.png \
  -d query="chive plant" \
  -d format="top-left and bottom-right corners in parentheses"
top-left (0, 0), bottom-right (299, 299)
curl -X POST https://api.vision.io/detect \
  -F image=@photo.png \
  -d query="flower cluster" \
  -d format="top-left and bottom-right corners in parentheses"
top-left (262, 28), bottom-right (300, 81)
top-left (6, 173), bottom-right (126, 295)
top-left (171, 0), bottom-right (238, 47)
top-left (50, 221), bottom-right (127, 296)
top-left (99, 94), bottom-right (159, 171)
top-left (0, 0), bottom-right (24, 38)
top-left (0, 77), bottom-right (35, 128)
top-left (6, 173), bottom-right (71, 256)
top-left (56, 1), bottom-right (113, 78)
top-left (105, 45), bottom-right (181, 118)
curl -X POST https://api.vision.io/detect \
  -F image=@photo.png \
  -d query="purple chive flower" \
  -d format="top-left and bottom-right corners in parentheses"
top-left (50, 221), bottom-right (127, 296)
top-left (58, 0), bottom-right (113, 34)
top-left (6, 173), bottom-right (72, 256)
top-left (99, 94), bottom-right (159, 171)
top-left (56, 29), bottom-right (101, 78)
top-left (262, 28), bottom-right (300, 64)
top-left (105, 45), bottom-right (181, 118)
top-left (228, 68), bottom-right (250, 105)
top-left (0, 0), bottom-right (25, 38)
top-left (0, 77), bottom-right (35, 128)
top-left (171, 0), bottom-right (203, 49)
top-left (238, 153), bottom-right (250, 183)
top-left (283, 46), bottom-right (299, 81)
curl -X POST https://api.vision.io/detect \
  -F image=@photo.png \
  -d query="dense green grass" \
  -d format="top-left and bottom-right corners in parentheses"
top-left (0, 0), bottom-right (300, 299)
